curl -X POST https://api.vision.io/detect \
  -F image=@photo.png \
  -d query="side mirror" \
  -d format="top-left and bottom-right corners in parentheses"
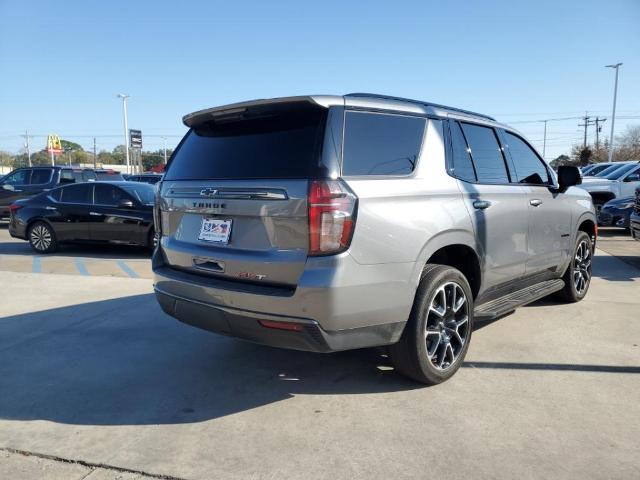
top-left (118, 199), bottom-right (134, 208)
top-left (557, 166), bottom-right (582, 191)
top-left (2, 184), bottom-right (14, 191)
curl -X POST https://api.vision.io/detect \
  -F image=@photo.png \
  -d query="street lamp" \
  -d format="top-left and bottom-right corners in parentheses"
top-left (605, 63), bottom-right (622, 163)
top-left (116, 93), bottom-right (131, 173)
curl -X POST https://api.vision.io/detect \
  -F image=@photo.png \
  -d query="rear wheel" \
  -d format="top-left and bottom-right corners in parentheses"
top-left (28, 221), bottom-right (58, 254)
top-left (389, 264), bottom-right (474, 385)
top-left (556, 231), bottom-right (593, 302)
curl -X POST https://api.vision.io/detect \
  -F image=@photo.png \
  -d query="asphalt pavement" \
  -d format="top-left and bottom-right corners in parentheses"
top-left (0, 227), bottom-right (639, 480)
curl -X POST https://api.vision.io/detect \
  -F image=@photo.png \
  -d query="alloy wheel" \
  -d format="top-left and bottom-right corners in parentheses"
top-left (573, 239), bottom-right (592, 295)
top-left (30, 224), bottom-right (52, 252)
top-left (425, 281), bottom-right (470, 371)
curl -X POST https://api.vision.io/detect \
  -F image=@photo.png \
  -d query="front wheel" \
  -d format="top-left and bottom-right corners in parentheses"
top-left (389, 264), bottom-right (474, 385)
top-left (556, 231), bottom-right (593, 302)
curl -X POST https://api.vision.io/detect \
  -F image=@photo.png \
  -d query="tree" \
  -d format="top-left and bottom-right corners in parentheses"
top-left (550, 154), bottom-right (570, 168)
top-left (60, 139), bottom-right (84, 152)
top-left (614, 125), bottom-right (640, 161)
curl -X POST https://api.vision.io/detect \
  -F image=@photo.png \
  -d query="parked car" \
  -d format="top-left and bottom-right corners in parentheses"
top-left (598, 196), bottom-right (634, 229)
top-left (126, 173), bottom-right (163, 184)
top-left (582, 162), bottom-right (623, 177)
top-left (579, 161), bottom-right (640, 211)
top-left (0, 166), bottom-right (96, 218)
top-left (630, 187), bottom-right (640, 241)
top-left (8, 181), bottom-right (156, 253)
top-left (95, 169), bottom-right (125, 181)
top-left (152, 93), bottom-right (596, 385)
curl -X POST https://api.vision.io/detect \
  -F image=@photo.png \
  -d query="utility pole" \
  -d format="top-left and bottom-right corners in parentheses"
top-left (541, 120), bottom-right (548, 159)
top-left (22, 130), bottom-right (32, 167)
top-left (162, 136), bottom-right (168, 164)
top-left (594, 117), bottom-right (606, 150)
top-left (578, 113), bottom-right (596, 148)
top-left (93, 137), bottom-right (97, 169)
top-left (117, 93), bottom-right (131, 174)
top-left (605, 63), bottom-right (622, 163)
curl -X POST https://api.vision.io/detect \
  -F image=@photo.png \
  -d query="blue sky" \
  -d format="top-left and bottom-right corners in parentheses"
top-left (1, 0), bottom-right (639, 159)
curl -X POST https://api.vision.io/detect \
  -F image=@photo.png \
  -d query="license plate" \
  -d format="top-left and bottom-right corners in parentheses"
top-left (198, 218), bottom-right (232, 244)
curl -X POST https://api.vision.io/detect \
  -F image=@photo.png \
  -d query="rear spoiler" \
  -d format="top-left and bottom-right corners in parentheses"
top-left (182, 95), bottom-right (342, 128)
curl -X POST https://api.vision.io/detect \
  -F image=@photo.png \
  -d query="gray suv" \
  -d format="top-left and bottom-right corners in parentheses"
top-left (153, 94), bottom-right (596, 384)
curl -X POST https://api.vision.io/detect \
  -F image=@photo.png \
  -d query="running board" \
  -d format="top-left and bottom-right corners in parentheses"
top-left (474, 279), bottom-right (565, 321)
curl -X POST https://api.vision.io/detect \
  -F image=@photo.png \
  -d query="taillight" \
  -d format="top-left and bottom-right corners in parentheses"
top-left (308, 179), bottom-right (357, 256)
top-left (9, 203), bottom-right (23, 214)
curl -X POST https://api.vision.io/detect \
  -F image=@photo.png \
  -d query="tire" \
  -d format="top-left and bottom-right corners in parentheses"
top-left (556, 231), bottom-right (593, 302)
top-left (389, 264), bottom-right (474, 385)
top-left (28, 221), bottom-right (58, 253)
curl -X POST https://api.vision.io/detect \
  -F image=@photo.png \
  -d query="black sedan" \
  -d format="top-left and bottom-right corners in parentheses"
top-left (9, 181), bottom-right (156, 253)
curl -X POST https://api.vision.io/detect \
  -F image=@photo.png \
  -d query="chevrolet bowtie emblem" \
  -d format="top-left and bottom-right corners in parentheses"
top-left (200, 188), bottom-right (219, 197)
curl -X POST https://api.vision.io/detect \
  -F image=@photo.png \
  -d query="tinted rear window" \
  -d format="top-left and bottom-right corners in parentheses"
top-left (165, 106), bottom-right (327, 180)
top-left (60, 184), bottom-right (91, 203)
top-left (342, 111), bottom-right (425, 176)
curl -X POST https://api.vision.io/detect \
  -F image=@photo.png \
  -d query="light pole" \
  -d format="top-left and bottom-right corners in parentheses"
top-left (605, 63), bottom-right (622, 163)
top-left (117, 93), bottom-right (131, 173)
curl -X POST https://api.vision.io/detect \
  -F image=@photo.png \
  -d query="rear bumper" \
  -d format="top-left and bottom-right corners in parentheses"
top-left (154, 286), bottom-right (404, 352)
top-left (152, 247), bottom-right (413, 352)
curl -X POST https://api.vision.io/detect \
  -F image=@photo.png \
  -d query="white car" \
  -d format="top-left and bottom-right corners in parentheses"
top-left (579, 161), bottom-right (640, 209)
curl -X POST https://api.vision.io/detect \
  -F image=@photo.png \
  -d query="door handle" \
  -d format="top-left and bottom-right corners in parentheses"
top-left (89, 212), bottom-right (103, 216)
top-left (45, 206), bottom-right (57, 210)
top-left (529, 199), bottom-right (543, 207)
top-left (473, 200), bottom-right (492, 210)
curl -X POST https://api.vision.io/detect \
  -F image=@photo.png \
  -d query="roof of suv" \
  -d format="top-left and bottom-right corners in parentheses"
top-left (182, 94), bottom-right (506, 129)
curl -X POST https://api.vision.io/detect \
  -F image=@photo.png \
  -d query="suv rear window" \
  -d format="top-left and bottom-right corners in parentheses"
top-left (342, 111), bottom-right (425, 176)
top-left (461, 123), bottom-right (509, 184)
top-left (165, 106), bottom-right (328, 180)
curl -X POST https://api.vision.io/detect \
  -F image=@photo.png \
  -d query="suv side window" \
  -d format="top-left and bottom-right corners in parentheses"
top-left (3, 169), bottom-right (30, 185)
top-left (504, 132), bottom-right (550, 185)
top-left (29, 168), bottom-right (53, 185)
top-left (60, 170), bottom-right (76, 183)
top-left (449, 121), bottom-right (476, 182)
top-left (624, 165), bottom-right (640, 182)
top-left (60, 184), bottom-right (91, 203)
top-left (460, 123), bottom-right (509, 183)
top-left (342, 111), bottom-right (425, 176)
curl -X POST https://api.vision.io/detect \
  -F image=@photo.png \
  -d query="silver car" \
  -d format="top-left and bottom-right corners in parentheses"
top-left (153, 93), bottom-right (596, 384)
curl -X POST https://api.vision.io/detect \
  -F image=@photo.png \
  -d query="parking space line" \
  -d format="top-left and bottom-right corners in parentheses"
top-left (74, 258), bottom-right (89, 276)
top-left (32, 257), bottom-right (41, 273)
top-left (116, 260), bottom-right (139, 278)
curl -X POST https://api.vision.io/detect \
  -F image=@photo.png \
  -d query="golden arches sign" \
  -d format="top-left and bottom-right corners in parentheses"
top-left (46, 134), bottom-right (63, 154)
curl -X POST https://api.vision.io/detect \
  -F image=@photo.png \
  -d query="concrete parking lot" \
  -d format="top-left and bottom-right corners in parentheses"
top-left (0, 223), bottom-right (639, 480)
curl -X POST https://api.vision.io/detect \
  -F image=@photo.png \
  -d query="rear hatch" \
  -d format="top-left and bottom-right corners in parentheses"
top-left (158, 99), bottom-right (333, 287)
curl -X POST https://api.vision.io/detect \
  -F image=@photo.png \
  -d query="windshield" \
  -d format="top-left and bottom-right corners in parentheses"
top-left (594, 164), bottom-right (626, 177)
top-left (122, 183), bottom-right (155, 204)
top-left (602, 163), bottom-right (637, 180)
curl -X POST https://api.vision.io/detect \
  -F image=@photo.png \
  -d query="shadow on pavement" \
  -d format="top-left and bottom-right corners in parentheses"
top-left (0, 294), bottom-right (419, 426)
top-left (1, 289), bottom-right (637, 427)
top-left (0, 239), bottom-right (150, 259)
top-left (591, 253), bottom-right (640, 282)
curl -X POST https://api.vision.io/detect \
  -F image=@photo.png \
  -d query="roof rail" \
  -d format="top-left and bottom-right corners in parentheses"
top-left (345, 93), bottom-right (496, 121)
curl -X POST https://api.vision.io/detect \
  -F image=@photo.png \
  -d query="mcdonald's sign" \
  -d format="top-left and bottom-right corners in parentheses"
top-left (47, 134), bottom-right (64, 154)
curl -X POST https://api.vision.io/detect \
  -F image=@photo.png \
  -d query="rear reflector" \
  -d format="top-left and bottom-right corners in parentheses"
top-left (8, 203), bottom-right (23, 214)
top-left (308, 179), bottom-right (357, 256)
top-left (259, 320), bottom-right (305, 332)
